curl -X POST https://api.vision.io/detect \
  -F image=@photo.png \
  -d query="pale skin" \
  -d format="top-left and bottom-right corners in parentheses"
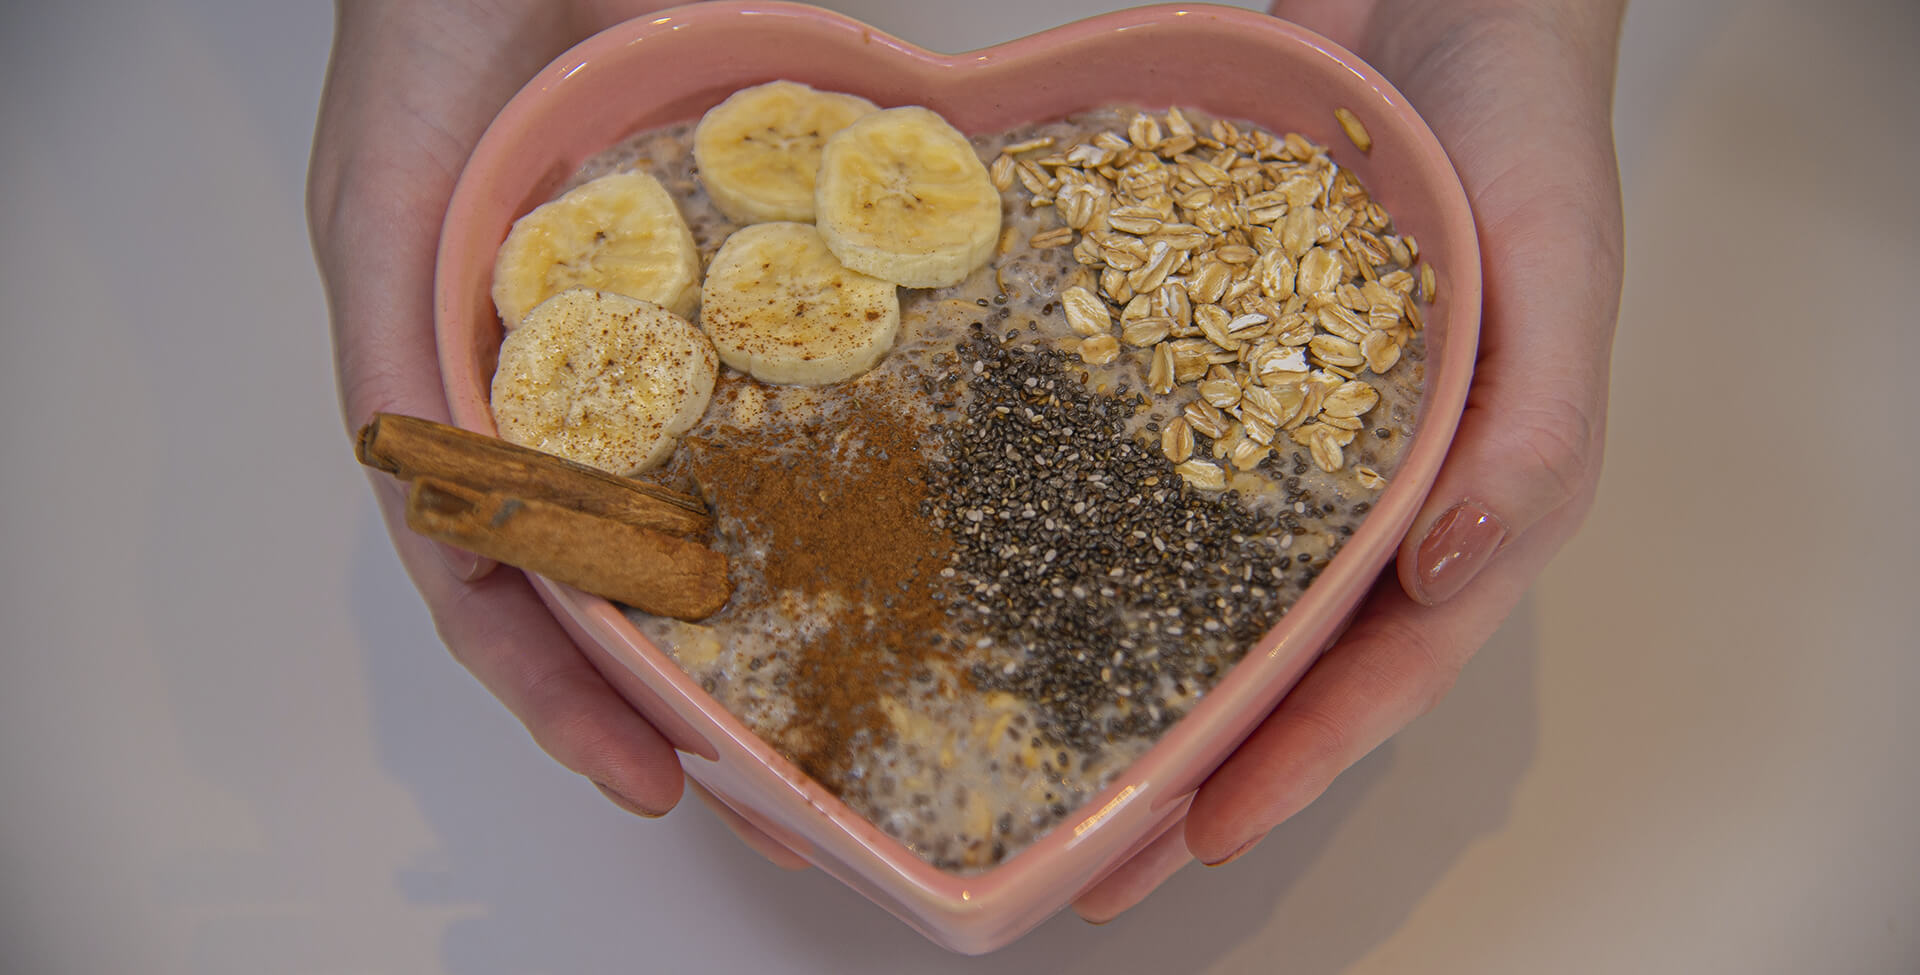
top-left (309, 0), bottom-right (1624, 923)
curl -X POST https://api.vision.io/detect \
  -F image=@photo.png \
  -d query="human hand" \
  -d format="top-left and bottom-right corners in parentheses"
top-left (1073, 0), bottom-right (1626, 921)
top-left (308, 0), bottom-right (700, 823)
top-left (311, 0), bottom-right (1624, 914)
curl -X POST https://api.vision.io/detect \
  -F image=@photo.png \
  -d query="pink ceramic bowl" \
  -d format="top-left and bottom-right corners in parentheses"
top-left (435, 1), bottom-right (1478, 954)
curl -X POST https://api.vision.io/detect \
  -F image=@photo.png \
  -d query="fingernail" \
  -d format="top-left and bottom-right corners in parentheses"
top-left (374, 474), bottom-right (491, 583)
top-left (1415, 500), bottom-right (1507, 604)
top-left (595, 782), bottom-right (666, 819)
top-left (432, 541), bottom-right (485, 582)
top-left (1201, 835), bottom-right (1262, 867)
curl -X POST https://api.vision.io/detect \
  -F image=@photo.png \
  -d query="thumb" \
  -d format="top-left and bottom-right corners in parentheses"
top-left (1400, 188), bottom-right (1619, 605)
top-left (1379, 9), bottom-right (1626, 605)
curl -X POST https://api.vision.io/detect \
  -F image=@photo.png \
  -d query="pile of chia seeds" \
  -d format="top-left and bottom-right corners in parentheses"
top-left (924, 326), bottom-right (1329, 749)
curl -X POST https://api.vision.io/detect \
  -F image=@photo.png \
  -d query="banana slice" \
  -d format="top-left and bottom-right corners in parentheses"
top-left (491, 171), bottom-right (702, 329)
top-left (699, 222), bottom-right (900, 385)
top-left (693, 80), bottom-right (879, 224)
top-left (491, 288), bottom-right (717, 474)
top-left (814, 106), bottom-right (1002, 289)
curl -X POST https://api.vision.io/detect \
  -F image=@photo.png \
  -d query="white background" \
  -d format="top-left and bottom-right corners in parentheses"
top-left (3, 1), bottom-right (1916, 972)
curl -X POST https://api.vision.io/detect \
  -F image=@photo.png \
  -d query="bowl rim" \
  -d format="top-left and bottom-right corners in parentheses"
top-left (434, 0), bottom-right (1481, 949)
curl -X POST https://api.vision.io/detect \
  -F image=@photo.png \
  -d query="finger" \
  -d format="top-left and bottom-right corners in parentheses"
top-left (322, 151), bottom-right (503, 582)
top-left (685, 780), bottom-right (813, 871)
top-left (1383, 21), bottom-right (1625, 606)
top-left (311, 2), bottom-right (693, 819)
top-left (1185, 500), bottom-right (1582, 865)
top-left (310, 12), bottom-right (534, 582)
top-left (369, 471), bottom-right (495, 582)
top-left (384, 500), bottom-right (685, 815)
top-left (321, 145), bottom-right (502, 583)
top-left (1397, 183), bottom-right (1617, 604)
top-left (1070, 816), bottom-right (1195, 924)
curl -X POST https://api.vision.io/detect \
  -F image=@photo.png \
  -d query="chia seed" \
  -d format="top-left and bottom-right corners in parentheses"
top-left (925, 331), bottom-right (1300, 749)
top-left (589, 104), bottom-right (1425, 875)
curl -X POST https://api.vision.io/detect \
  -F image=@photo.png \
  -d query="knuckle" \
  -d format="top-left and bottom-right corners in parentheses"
top-left (1399, 8), bottom-right (1550, 97)
top-left (431, 576), bottom-right (512, 645)
top-left (516, 657), bottom-right (591, 730)
top-left (1277, 700), bottom-right (1355, 771)
top-left (1493, 391), bottom-right (1599, 512)
top-left (1353, 613), bottom-right (1467, 718)
top-left (338, 354), bottom-right (423, 428)
top-left (520, 667), bottom-right (619, 770)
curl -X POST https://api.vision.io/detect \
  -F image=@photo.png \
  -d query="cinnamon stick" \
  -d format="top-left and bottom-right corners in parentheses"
top-left (404, 477), bottom-right (732, 621)
top-left (356, 413), bottom-right (710, 537)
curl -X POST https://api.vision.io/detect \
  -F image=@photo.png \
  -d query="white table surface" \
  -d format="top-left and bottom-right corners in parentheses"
top-left (4, 0), bottom-right (1916, 971)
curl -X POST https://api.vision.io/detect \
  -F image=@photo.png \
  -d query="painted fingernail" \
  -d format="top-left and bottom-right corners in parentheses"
top-left (595, 781), bottom-right (666, 819)
top-left (1201, 835), bottom-right (1262, 867)
top-left (1414, 500), bottom-right (1507, 604)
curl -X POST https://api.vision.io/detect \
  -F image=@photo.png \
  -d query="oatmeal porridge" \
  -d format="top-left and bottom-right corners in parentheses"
top-left (495, 97), bottom-right (1433, 871)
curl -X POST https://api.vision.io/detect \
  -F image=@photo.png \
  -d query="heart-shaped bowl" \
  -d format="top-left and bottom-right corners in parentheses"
top-left (436, 0), bottom-right (1478, 953)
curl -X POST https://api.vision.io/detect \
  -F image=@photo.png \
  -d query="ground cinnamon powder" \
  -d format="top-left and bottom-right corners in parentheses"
top-left (668, 379), bottom-right (956, 789)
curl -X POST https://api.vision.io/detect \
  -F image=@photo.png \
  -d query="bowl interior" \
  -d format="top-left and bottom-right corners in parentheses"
top-left (435, 0), bottom-right (1479, 952)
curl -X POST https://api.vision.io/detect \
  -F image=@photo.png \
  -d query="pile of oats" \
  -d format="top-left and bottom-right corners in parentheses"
top-left (992, 107), bottom-right (1436, 491)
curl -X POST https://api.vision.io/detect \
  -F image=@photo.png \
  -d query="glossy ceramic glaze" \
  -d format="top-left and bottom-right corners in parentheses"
top-left (435, 1), bottom-right (1479, 953)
